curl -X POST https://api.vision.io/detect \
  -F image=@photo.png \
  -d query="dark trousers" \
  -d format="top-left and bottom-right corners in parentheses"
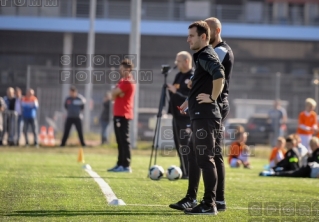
top-left (274, 165), bottom-right (311, 178)
top-left (101, 120), bottom-right (109, 144)
top-left (23, 117), bottom-right (38, 145)
top-left (3, 111), bottom-right (18, 144)
top-left (16, 115), bottom-right (23, 145)
top-left (188, 118), bottom-right (221, 204)
top-left (114, 116), bottom-right (131, 167)
top-left (172, 118), bottom-right (191, 176)
top-left (60, 117), bottom-right (86, 147)
top-left (187, 99), bottom-right (229, 202)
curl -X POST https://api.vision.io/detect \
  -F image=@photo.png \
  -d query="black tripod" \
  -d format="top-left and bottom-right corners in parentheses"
top-left (148, 65), bottom-right (174, 175)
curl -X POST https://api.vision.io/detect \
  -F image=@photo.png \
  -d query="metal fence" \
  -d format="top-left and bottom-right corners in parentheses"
top-left (0, 0), bottom-right (318, 26)
top-left (24, 65), bottom-right (318, 131)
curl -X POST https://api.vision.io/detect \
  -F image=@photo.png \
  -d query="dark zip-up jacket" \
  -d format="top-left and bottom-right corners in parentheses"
top-left (188, 45), bottom-right (225, 120)
top-left (168, 69), bottom-right (193, 119)
top-left (275, 148), bottom-right (301, 171)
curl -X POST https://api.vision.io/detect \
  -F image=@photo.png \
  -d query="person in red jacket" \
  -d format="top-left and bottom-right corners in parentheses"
top-left (107, 59), bottom-right (136, 173)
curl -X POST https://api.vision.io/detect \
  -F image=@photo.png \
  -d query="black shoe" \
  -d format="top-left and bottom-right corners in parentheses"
top-left (181, 175), bottom-right (189, 180)
top-left (184, 200), bottom-right (218, 215)
top-left (169, 196), bottom-right (197, 211)
top-left (216, 202), bottom-right (226, 211)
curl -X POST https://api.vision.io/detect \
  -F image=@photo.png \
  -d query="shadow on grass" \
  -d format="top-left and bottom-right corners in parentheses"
top-left (55, 176), bottom-right (148, 180)
top-left (4, 210), bottom-right (180, 217)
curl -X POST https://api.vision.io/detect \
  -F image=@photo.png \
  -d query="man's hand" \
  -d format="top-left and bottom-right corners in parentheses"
top-left (187, 79), bottom-right (192, 89)
top-left (111, 87), bottom-right (124, 100)
top-left (196, 93), bottom-right (212, 104)
top-left (179, 100), bottom-right (188, 114)
top-left (167, 84), bottom-right (177, 94)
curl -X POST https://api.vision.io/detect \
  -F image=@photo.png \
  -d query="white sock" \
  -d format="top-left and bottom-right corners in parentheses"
top-left (216, 201), bottom-right (225, 204)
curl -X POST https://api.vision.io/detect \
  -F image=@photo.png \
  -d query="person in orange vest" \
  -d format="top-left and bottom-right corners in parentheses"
top-left (297, 98), bottom-right (317, 154)
top-left (21, 89), bottom-right (39, 148)
top-left (228, 125), bottom-right (250, 169)
top-left (269, 137), bottom-right (286, 168)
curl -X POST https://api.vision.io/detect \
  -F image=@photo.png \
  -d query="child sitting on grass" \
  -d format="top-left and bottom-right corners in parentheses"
top-left (260, 137), bottom-right (319, 178)
top-left (272, 136), bottom-right (301, 172)
top-left (290, 134), bottom-right (309, 166)
top-left (269, 137), bottom-right (286, 168)
top-left (228, 125), bottom-right (251, 169)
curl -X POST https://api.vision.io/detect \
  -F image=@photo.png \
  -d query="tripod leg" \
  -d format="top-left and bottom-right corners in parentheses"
top-left (154, 85), bottom-right (167, 165)
top-left (147, 84), bottom-right (167, 176)
top-left (148, 115), bottom-right (161, 173)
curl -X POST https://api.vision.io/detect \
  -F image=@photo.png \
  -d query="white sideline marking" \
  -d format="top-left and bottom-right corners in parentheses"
top-left (85, 168), bottom-right (124, 204)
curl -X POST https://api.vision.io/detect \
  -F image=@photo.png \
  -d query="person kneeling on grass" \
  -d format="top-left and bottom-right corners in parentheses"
top-left (228, 125), bottom-right (251, 169)
top-left (271, 136), bottom-right (301, 172)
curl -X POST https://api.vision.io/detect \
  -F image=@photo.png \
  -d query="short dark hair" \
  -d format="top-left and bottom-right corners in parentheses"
top-left (70, 85), bottom-right (77, 92)
top-left (120, 59), bottom-right (134, 70)
top-left (188, 21), bottom-right (210, 42)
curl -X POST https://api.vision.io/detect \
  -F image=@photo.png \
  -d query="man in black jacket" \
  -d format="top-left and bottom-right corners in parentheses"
top-left (171, 21), bottom-right (225, 216)
top-left (169, 17), bottom-right (233, 213)
top-left (167, 51), bottom-right (193, 178)
top-left (60, 86), bottom-right (86, 147)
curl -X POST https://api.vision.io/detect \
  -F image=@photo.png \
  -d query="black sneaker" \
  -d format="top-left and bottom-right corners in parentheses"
top-left (216, 202), bottom-right (226, 211)
top-left (107, 165), bottom-right (120, 172)
top-left (169, 196), bottom-right (197, 211)
top-left (184, 200), bottom-right (218, 215)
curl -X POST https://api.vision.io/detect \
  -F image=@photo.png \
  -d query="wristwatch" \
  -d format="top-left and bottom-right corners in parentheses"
top-left (209, 95), bottom-right (215, 103)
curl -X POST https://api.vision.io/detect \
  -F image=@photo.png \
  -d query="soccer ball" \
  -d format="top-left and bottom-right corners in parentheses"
top-left (166, 165), bottom-right (182, 180)
top-left (149, 165), bottom-right (164, 180)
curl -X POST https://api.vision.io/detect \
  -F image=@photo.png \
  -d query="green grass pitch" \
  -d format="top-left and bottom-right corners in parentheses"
top-left (0, 147), bottom-right (318, 222)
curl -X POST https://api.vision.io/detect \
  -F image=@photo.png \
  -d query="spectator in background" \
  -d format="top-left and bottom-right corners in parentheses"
top-left (3, 87), bottom-right (17, 146)
top-left (22, 89), bottom-right (39, 147)
top-left (60, 86), bottom-right (86, 147)
top-left (297, 98), bottom-right (317, 154)
top-left (0, 96), bottom-right (6, 146)
top-left (100, 92), bottom-right (111, 145)
top-left (15, 87), bottom-right (23, 146)
top-left (268, 100), bottom-right (287, 147)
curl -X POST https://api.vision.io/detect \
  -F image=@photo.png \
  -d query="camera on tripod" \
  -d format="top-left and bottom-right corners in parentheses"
top-left (161, 65), bottom-right (171, 75)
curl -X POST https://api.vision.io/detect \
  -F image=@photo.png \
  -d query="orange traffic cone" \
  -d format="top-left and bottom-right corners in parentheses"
top-left (39, 126), bottom-right (48, 146)
top-left (78, 148), bottom-right (85, 163)
top-left (47, 127), bottom-right (55, 146)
